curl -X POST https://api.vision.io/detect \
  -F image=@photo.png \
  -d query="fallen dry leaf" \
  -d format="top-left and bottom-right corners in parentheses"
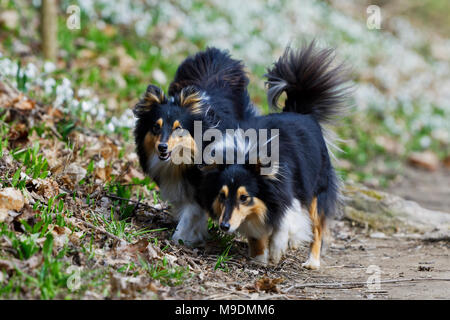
top-left (408, 151), bottom-right (440, 171)
top-left (115, 238), bottom-right (162, 262)
top-left (36, 178), bottom-right (60, 199)
top-left (13, 95), bottom-right (34, 110)
top-left (7, 122), bottom-right (29, 141)
top-left (13, 203), bottom-right (39, 223)
top-left (110, 273), bottom-right (159, 299)
top-left (0, 187), bottom-right (24, 211)
top-left (0, 209), bottom-right (9, 223)
top-left (0, 10), bottom-right (19, 29)
top-left (443, 155), bottom-right (450, 169)
top-left (123, 166), bottom-right (146, 183)
top-left (254, 277), bottom-right (284, 293)
top-left (65, 163), bottom-right (87, 184)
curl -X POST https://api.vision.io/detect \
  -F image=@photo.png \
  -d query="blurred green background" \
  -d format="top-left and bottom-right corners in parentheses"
top-left (1, 0), bottom-right (449, 187)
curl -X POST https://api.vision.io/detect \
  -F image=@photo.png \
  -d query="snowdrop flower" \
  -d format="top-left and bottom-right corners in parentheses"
top-left (81, 100), bottom-right (92, 112)
top-left (78, 88), bottom-right (92, 98)
top-left (419, 136), bottom-right (431, 149)
top-left (24, 63), bottom-right (38, 79)
top-left (96, 104), bottom-right (106, 120)
top-left (107, 122), bottom-right (115, 132)
top-left (43, 78), bottom-right (56, 95)
top-left (43, 61), bottom-right (56, 73)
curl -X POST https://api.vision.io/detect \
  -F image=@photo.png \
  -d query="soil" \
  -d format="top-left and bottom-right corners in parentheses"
top-left (387, 166), bottom-right (450, 213)
top-left (160, 219), bottom-right (449, 300)
top-left (158, 165), bottom-right (450, 300)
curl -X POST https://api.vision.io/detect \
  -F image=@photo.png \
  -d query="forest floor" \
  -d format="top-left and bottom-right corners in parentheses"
top-left (387, 166), bottom-right (450, 213)
top-left (1, 81), bottom-right (449, 300)
top-left (168, 218), bottom-right (450, 300)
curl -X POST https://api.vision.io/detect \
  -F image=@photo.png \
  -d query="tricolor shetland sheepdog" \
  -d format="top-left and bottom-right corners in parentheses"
top-left (198, 42), bottom-right (352, 269)
top-left (133, 48), bottom-right (256, 246)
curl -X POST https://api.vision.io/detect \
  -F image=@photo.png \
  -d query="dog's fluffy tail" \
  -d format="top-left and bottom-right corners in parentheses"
top-left (265, 41), bottom-right (352, 126)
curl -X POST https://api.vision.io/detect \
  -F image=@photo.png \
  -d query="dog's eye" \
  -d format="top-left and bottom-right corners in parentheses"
top-left (219, 192), bottom-right (226, 201)
top-left (152, 123), bottom-right (161, 134)
top-left (239, 194), bottom-right (249, 203)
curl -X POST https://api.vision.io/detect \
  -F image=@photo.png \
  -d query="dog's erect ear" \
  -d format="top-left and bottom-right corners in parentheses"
top-left (133, 84), bottom-right (167, 117)
top-left (178, 86), bottom-right (203, 114)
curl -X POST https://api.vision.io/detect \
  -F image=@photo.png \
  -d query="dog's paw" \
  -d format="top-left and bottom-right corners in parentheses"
top-left (251, 249), bottom-right (269, 265)
top-left (269, 237), bottom-right (288, 264)
top-left (269, 249), bottom-right (284, 264)
top-left (288, 238), bottom-right (303, 250)
top-left (302, 257), bottom-right (320, 270)
top-left (172, 228), bottom-right (207, 247)
top-left (252, 255), bottom-right (268, 266)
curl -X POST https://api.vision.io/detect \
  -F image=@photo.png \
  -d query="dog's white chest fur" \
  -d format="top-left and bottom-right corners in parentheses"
top-left (146, 155), bottom-right (208, 246)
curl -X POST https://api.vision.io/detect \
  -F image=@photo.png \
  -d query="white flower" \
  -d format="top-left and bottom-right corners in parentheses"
top-left (24, 63), bottom-right (38, 79)
top-left (78, 88), bottom-right (92, 98)
top-left (419, 136), bottom-right (431, 149)
top-left (81, 100), bottom-right (91, 112)
top-left (151, 69), bottom-right (167, 85)
top-left (107, 122), bottom-right (115, 132)
top-left (43, 61), bottom-right (56, 73)
top-left (43, 78), bottom-right (56, 95)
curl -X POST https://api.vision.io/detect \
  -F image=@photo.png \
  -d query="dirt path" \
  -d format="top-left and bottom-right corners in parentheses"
top-left (387, 166), bottom-right (450, 213)
top-left (165, 219), bottom-right (450, 300)
top-left (159, 167), bottom-right (450, 300)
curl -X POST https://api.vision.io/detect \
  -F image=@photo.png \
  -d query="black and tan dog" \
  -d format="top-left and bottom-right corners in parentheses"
top-left (133, 48), bottom-right (256, 246)
top-left (198, 42), bottom-right (352, 269)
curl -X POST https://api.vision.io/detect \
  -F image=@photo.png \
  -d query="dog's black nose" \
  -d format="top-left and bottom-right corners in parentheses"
top-left (158, 143), bottom-right (168, 153)
top-left (220, 222), bottom-right (230, 232)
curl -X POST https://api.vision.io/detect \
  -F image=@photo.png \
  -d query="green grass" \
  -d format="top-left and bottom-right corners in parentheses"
top-left (139, 255), bottom-right (191, 286)
top-left (11, 142), bottom-right (50, 180)
top-left (214, 243), bottom-right (233, 272)
top-left (208, 219), bottom-right (235, 272)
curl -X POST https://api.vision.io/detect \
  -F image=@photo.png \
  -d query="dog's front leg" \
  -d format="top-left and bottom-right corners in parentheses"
top-left (172, 203), bottom-right (208, 247)
top-left (248, 236), bottom-right (269, 265)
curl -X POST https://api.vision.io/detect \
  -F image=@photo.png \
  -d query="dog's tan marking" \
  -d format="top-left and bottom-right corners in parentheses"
top-left (227, 194), bottom-right (267, 230)
top-left (172, 120), bottom-right (181, 130)
top-left (156, 118), bottom-right (163, 128)
top-left (180, 89), bottom-right (203, 114)
top-left (166, 129), bottom-right (197, 162)
top-left (248, 236), bottom-right (268, 258)
top-left (303, 197), bottom-right (323, 270)
top-left (214, 186), bottom-right (228, 223)
top-left (144, 89), bottom-right (165, 106)
top-left (214, 199), bottom-right (224, 223)
top-left (144, 132), bottom-right (159, 157)
top-left (236, 186), bottom-right (250, 204)
top-left (220, 185), bottom-right (229, 198)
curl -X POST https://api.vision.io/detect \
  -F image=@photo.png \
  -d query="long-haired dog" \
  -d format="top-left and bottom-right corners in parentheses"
top-left (133, 48), bottom-right (255, 246)
top-left (198, 42), bottom-right (352, 269)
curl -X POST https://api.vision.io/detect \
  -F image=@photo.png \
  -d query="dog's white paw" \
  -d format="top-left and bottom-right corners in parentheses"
top-left (302, 256), bottom-right (320, 270)
top-left (270, 250), bottom-right (283, 264)
top-left (172, 204), bottom-right (208, 247)
top-left (251, 249), bottom-right (269, 265)
top-left (269, 229), bottom-right (288, 264)
top-left (172, 224), bottom-right (207, 247)
top-left (288, 238), bottom-right (303, 250)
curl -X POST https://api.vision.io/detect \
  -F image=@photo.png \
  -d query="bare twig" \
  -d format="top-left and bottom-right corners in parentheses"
top-left (0, 75), bottom-right (21, 96)
top-left (294, 278), bottom-right (450, 289)
top-left (104, 193), bottom-right (169, 212)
